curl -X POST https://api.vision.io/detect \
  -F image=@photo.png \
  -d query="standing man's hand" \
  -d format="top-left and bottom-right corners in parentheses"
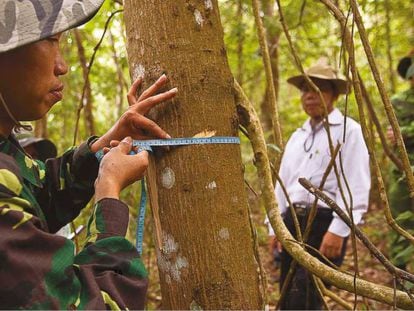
top-left (319, 232), bottom-right (344, 259)
top-left (91, 74), bottom-right (177, 153)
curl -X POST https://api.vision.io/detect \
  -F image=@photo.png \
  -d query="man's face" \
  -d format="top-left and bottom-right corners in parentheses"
top-left (0, 33), bottom-right (68, 121)
top-left (300, 79), bottom-right (338, 119)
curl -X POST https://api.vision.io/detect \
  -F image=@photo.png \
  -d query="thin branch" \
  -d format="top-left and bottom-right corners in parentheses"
top-left (359, 75), bottom-right (403, 171)
top-left (383, 0), bottom-right (396, 93)
top-left (286, 239), bottom-right (345, 272)
top-left (315, 277), bottom-right (354, 310)
top-left (251, 0), bottom-right (283, 164)
top-left (274, 172), bottom-right (302, 242)
top-left (296, 0), bottom-right (307, 27)
top-left (312, 274), bottom-right (330, 310)
top-left (246, 200), bottom-right (268, 308)
top-left (73, 10), bottom-right (123, 145)
top-left (236, 0), bottom-right (245, 85)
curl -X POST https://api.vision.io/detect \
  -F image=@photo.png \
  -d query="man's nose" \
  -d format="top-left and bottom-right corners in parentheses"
top-left (303, 91), bottom-right (317, 99)
top-left (55, 53), bottom-right (68, 76)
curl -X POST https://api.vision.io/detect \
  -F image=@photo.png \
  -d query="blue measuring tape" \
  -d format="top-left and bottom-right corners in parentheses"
top-left (95, 136), bottom-right (240, 162)
top-left (95, 136), bottom-right (240, 254)
top-left (136, 179), bottom-right (147, 254)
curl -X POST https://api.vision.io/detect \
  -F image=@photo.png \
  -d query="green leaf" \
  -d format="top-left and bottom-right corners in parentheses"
top-left (394, 245), bottom-right (414, 262)
top-left (267, 143), bottom-right (282, 153)
top-left (395, 211), bottom-right (414, 222)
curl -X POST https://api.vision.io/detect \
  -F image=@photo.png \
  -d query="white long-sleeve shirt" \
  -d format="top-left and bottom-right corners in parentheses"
top-left (269, 108), bottom-right (371, 237)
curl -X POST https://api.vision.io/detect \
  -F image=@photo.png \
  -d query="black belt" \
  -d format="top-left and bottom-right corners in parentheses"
top-left (292, 203), bottom-right (332, 217)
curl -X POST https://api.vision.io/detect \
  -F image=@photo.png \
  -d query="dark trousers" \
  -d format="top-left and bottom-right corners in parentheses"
top-left (279, 208), bottom-right (348, 310)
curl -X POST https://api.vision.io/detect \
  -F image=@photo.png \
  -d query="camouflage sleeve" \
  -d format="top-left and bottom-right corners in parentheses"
top-left (0, 153), bottom-right (148, 310)
top-left (39, 137), bottom-right (99, 233)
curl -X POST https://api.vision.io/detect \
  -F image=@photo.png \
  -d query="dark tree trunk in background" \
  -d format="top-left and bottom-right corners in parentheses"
top-left (260, 0), bottom-right (280, 135)
top-left (74, 29), bottom-right (95, 136)
top-left (236, 0), bottom-right (245, 86)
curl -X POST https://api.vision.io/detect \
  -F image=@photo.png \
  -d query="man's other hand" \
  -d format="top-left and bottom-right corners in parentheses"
top-left (319, 231), bottom-right (344, 259)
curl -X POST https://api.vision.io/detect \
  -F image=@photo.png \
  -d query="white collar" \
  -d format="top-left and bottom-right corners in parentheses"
top-left (301, 108), bottom-right (343, 132)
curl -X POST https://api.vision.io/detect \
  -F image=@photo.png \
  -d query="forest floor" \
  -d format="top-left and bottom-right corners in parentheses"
top-left (144, 202), bottom-right (411, 310)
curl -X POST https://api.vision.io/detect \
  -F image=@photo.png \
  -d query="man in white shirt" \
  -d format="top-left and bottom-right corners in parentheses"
top-left (270, 61), bottom-right (371, 309)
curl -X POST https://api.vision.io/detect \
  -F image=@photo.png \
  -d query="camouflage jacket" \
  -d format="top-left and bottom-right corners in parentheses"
top-left (0, 136), bottom-right (147, 310)
top-left (391, 87), bottom-right (414, 160)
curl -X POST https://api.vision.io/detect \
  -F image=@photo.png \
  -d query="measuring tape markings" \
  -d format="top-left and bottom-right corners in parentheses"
top-left (95, 137), bottom-right (240, 162)
top-left (95, 136), bottom-right (240, 254)
top-left (136, 179), bottom-right (147, 254)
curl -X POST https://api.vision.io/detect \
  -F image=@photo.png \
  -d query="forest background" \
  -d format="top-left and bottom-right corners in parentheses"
top-left (31, 0), bottom-right (413, 309)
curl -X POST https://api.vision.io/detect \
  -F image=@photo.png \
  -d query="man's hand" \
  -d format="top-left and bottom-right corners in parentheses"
top-left (94, 137), bottom-right (149, 202)
top-left (319, 231), bottom-right (344, 259)
top-left (91, 74), bottom-right (177, 152)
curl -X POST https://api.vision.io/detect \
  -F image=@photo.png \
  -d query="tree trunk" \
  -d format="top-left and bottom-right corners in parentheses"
top-left (123, 1), bottom-right (263, 309)
top-left (74, 29), bottom-right (95, 136)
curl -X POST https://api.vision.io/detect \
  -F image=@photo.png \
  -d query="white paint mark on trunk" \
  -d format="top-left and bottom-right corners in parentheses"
top-left (132, 64), bottom-right (145, 80)
top-left (206, 181), bottom-right (217, 190)
top-left (163, 232), bottom-right (179, 253)
top-left (161, 167), bottom-right (175, 189)
top-left (219, 228), bottom-right (230, 240)
top-left (194, 9), bottom-right (204, 27)
top-left (157, 232), bottom-right (189, 283)
top-left (231, 196), bottom-right (239, 203)
top-left (204, 0), bottom-right (213, 11)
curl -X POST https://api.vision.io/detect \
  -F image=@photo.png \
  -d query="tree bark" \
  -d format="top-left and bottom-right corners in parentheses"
top-left (123, 1), bottom-right (263, 309)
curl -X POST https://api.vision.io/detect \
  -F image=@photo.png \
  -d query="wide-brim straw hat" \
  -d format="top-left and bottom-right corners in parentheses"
top-left (0, 0), bottom-right (105, 53)
top-left (287, 63), bottom-right (349, 94)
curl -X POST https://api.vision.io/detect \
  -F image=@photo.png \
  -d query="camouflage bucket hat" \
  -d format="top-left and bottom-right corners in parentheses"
top-left (0, 0), bottom-right (105, 53)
